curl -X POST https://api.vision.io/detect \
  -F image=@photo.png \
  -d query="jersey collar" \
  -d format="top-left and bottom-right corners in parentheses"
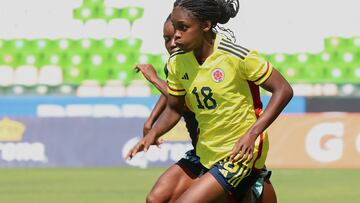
top-left (192, 33), bottom-right (223, 68)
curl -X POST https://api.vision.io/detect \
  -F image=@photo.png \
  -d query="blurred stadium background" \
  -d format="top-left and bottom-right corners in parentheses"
top-left (0, 0), bottom-right (359, 202)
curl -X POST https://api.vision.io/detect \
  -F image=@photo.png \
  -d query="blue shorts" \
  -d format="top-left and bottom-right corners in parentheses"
top-left (209, 158), bottom-right (270, 202)
top-left (177, 149), bottom-right (207, 177)
top-left (209, 160), bottom-right (257, 192)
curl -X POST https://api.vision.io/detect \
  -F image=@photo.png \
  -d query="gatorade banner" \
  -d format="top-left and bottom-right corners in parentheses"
top-left (267, 113), bottom-right (360, 168)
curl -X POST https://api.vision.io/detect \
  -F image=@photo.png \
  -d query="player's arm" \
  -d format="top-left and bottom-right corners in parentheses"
top-left (143, 95), bottom-right (167, 136)
top-left (256, 68), bottom-right (293, 133)
top-left (231, 68), bottom-right (293, 162)
top-left (135, 64), bottom-right (168, 96)
top-left (125, 94), bottom-right (184, 159)
top-left (135, 64), bottom-right (170, 138)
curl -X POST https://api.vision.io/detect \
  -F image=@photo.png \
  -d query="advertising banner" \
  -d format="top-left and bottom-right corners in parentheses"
top-left (267, 113), bottom-right (360, 168)
top-left (0, 117), bottom-right (191, 167)
top-left (1, 113), bottom-right (358, 168)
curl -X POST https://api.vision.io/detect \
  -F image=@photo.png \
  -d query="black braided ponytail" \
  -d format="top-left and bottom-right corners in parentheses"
top-left (173, 0), bottom-right (240, 27)
top-left (216, 0), bottom-right (240, 24)
top-left (173, 0), bottom-right (239, 42)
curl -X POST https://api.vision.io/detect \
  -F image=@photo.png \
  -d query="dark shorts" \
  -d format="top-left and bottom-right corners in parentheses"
top-left (209, 158), bottom-right (271, 202)
top-left (209, 159), bottom-right (258, 194)
top-left (177, 149), bottom-right (207, 177)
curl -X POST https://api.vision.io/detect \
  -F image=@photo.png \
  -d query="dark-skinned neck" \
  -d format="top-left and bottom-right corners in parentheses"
top-left (193, 32), bottom-right (216, 65)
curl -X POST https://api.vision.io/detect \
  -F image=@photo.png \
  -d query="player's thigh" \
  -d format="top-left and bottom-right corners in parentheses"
top-left (174, 172), bottom-right (227, 203)
top-left (149, 164), bottom-right (197, 199)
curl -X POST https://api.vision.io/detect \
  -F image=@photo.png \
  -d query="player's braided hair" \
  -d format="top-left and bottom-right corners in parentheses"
top-left (173, 0), bottom-right (239, 42)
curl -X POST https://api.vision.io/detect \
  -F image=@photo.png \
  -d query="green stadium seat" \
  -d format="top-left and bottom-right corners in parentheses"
top-left (270, 54), bottom-right (303, 83)
top-left (137, 53), bottom-right (167, 80)
top-left (119, 7), bottom-right (144, 25)
top-left (61, 39), bottom-right (96, 64)
top-left (63, 64), bottom-right (86, 85)
top-left (297, 53), bottom-right (326, 83)
top-left (119, 38), bottom-right (142, 50)
top-left (73, 6), bottom-right (98, 22)
top-left (324, 37), bottom-right (352, 53)
top-left (42, 53), bottom-right (62, 66)
top-left (86, 54), bottom-right (111, 84)
top-left (323, 65), bottom-right (347, 84)
top-left (0, 52), bottom-right (15, 67)
top-left (2, 40), bottom-right (28, 67)
top-left (61, 50), bottom-right (88, 85)
top-left (82, 0), bottom-right (105, 7)
top-left (108, 52), bottom-right (139, 85)
top-left (347, 65), bottom-right (360, 84)
top-left (97, 6), bottom-right (121, 22)
top-left (138, 53), bottom-right (165, 68)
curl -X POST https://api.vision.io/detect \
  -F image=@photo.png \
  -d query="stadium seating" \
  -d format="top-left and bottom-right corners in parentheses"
top-left (0, 34), bottom-right (359, 97)
top-left (0, 1), bottom-right (359, 97)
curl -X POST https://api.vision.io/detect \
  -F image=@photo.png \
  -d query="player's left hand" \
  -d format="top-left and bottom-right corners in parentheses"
top-left (124, 131), bottom-right (158, 160)
top-left (229, 133), bottom-right (256, 164)
top-left (134, 64), bottom-right (158, 83)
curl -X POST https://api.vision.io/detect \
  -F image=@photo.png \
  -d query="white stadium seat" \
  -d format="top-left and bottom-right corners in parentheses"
top-left (125, 80), bottom-right (151, 97)
top-left (76, 80), bottom-right (102, 97)
top-left (14, 65), bottom-right (38, 86)
top-left (102, 80), bottom-right (126, 97)
top-left (38, 65), bottom-right (63, 86)
top-left (0, 65), bottom-right (14, 86)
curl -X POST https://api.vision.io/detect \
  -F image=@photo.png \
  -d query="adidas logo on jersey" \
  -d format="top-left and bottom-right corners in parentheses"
top-left (181, 73), bottom-right (189, 80)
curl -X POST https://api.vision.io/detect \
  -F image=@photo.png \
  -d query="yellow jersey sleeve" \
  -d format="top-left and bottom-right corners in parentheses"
top-left (241, 50), bottom-right (273, 85)
top-left (166, 58), bottom-right (186, 96)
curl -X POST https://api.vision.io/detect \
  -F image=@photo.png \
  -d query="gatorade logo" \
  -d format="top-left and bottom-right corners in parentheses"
top-left (305, 122), bottom-right (344, 162)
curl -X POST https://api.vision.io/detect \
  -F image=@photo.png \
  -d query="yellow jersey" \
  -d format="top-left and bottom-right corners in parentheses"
top-left (167, 34), bottom-right (272, 169)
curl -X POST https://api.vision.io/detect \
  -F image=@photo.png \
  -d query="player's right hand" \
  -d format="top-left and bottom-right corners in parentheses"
top-left (143, 121), bottom-right (163, 148)
top-left (124, 131), bottom-right (158, 160)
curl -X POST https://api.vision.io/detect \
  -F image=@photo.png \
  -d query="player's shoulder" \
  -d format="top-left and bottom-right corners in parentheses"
top-left (168, 48), bottom-right (187, 61)
top-left (167, 48), bottom-right (190, 71)
top-left (217, 37), bottom-right (257, 61)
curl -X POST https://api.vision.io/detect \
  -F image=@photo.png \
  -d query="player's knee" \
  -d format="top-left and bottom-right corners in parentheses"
top-left (146, 193), bottom-right (156, 203)
top-left (146, 191), bottom-right (168, 203)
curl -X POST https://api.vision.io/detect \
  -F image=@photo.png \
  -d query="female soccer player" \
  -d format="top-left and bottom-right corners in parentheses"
top-left (127, 0), bottom-right (291, 202)
top-left (135, 16), bottom-right (277, 203)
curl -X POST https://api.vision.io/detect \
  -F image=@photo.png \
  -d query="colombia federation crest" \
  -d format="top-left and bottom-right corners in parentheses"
top-left (211, 68), bottom-right (225, 83)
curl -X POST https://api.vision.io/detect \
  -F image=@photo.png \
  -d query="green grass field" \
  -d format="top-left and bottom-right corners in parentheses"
top-left (0, 168), bottom-right (359, 203)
